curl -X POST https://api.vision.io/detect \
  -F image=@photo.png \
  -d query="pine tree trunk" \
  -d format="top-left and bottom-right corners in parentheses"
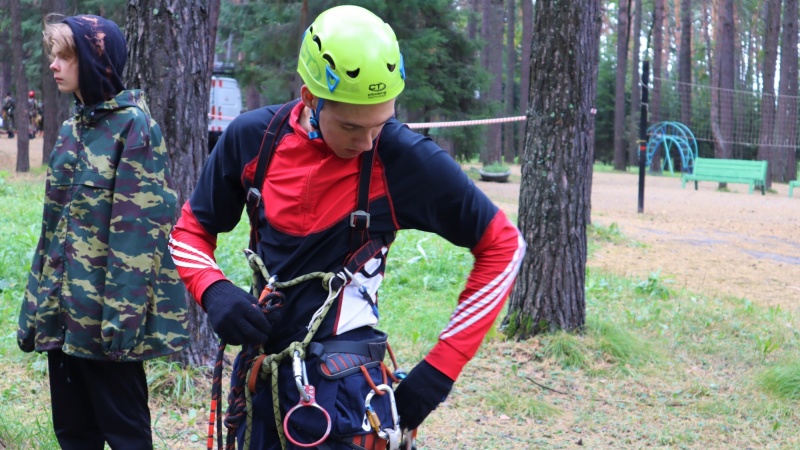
top-left (481, 0), bottom-right (504, 164)
top-left (41, 0), bottom-right (70, 165)
top-left (678, 0), bottom-right (692, 128)
top-left (10, 0), bottom-right (30, 173)
top-left (0, 0), bottom-right (9, 98)
top-left (503, 0), bottom-right (516, 164)
top-left (775, 0), bottom-right (798, 183)
top-left (125, 0), bottom-right (217, 367)
top-left (518, 0), bottom-right (533, 154)
top-left (503, 0), bottom-right (599, 339)
top-left (628, 0), bottom-right (642, 167)
top-left (757, 0), bottom-right (781, 189)
top-left (613, 0), bottom-right (629, 171)
top-left (651, 0), bottom-right (664, 124)
top-left (716, 0), bottom-right (735, 162)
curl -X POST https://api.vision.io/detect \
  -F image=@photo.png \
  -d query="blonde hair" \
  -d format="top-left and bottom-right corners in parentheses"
top-left (43, 14), bottom-right (76, 62)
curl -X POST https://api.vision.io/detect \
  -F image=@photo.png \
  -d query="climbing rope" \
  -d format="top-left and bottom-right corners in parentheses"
top-left (206, 249), bottom-right (346, 450)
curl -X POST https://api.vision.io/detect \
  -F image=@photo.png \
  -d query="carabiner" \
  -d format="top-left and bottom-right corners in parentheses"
top-left (292, 351), bottom-right (310, 402)
top-left (364, 384), bottom-right (401, 445)
top-left (284, 351), bottom-right (332, 447)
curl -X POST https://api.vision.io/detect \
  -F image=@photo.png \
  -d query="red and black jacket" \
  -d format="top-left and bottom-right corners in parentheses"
top-left (170, 101), bottom-right (524, 381)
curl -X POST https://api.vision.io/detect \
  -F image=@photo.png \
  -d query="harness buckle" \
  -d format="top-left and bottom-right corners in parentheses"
top-left (350, 210), bottom-right (370, 228)
top-left (246, 187), bottom-right (262, 207)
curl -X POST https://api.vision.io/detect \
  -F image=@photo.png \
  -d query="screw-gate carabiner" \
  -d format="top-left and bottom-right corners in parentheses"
top-left (364, 384), bottom-right (401, 447)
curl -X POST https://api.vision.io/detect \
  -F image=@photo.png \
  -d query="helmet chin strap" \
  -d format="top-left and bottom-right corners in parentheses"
top-left (308, 98), bottom-right (325, 140)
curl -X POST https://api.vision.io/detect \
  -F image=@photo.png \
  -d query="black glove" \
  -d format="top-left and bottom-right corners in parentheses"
top-left (201, 280), bottom-right (279, 346)
top-left (394, 360), bottom-right (454, 431)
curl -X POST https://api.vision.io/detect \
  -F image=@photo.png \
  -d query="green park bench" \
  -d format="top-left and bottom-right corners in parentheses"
top-left (790, 180), bottom-right (800, 197)
top-left (681, 157), bottom-right (768, 195)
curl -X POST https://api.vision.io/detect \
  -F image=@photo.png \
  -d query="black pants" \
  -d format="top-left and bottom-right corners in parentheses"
top-left (47, 350), bottom-right (153, 450)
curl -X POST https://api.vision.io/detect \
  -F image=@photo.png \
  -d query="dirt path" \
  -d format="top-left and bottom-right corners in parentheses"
top-left (3, 137), bottom-right (799, 310)
top-left (473, 166), bottom-right (800, 311)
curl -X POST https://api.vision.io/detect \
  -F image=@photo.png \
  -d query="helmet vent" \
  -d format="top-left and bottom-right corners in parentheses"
top-left (346, 68), bottom-right (360, 78)
top-left (387, 63), bottom-right (396, 72)
top-left (312, 34), bottom-right (322, 51)
top-left (322, 54), bottom-right (336, 69)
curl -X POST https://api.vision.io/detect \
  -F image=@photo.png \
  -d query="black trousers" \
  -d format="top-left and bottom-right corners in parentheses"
top-left (47, 350), bottom-right (153, 450)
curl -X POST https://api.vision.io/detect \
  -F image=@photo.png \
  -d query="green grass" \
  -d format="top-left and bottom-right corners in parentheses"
top-left (2, 170), bottom-right (800, 448)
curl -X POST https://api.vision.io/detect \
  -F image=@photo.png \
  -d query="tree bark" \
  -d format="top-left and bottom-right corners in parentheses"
top-left (757, 0), bottom-right (781, 188)
top-left (0, 1), bottom-right (10, 102)
top-left (774, 0), bottom-right (799, 182)
top-left (518, 0), bottom-right (533, 154)
top-left (10, 0), bottom-right (30, 172)
top-left (650, 0), bottom-right (664, 172)
top-left (468, 0), bottom-right (480, 41)
top-left (613, 0), bottom-right (629, 171)
top-left (481, 0), bottom-right (504, 164)
top-left (628, 0), bottom-right (642, 166)
top-left (678, 0), bottom-right (692, 128)
top-left (125, 0), bottom-right (217, 367)
top-left (503, 0), bottom-right (516, 164)
top-left (503, 0), bottom-right (599, 338)
top-left (711, 0), bottom-right (736, 163)
top-left (41, 0), bottom-right (71, 165)
top-left (715, 0), bottom-right (735, 163)
top-left (651, 0), bottom-right (664, 123)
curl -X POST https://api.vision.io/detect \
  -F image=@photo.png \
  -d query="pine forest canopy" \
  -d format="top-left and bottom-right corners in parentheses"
top-left (2, 0), bottom-right (797, 181)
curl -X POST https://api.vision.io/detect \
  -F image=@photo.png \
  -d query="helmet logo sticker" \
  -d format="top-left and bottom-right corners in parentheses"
top-left (369, 83), bottom-right (386, 92)
top-left (301, 39), bottom-right (322, 79)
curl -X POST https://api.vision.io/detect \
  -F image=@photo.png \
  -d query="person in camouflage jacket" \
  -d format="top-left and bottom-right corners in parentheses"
top-left (17, 14), bottom-right (189, 450)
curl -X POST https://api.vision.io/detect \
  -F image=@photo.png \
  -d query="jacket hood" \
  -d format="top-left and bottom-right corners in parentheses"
top-left (63, 15), bottom-right (127, 107)
top-left (74, 89), bottom-right (150, 123)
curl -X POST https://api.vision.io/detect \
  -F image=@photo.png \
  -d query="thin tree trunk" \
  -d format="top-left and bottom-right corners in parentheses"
top-left (481, 0), bottom-right (504, 164)
top-left (678, 0), bottom-right (692, 128)
top-left (774, 0), bottom-right (798, 182)
top-left (246, 83), bottom-right (260, 111)
top-left (650, 0), bottom-right (664, 172)
top-left (503, 0), bottom-right (599, 338)
top-left (41, 0), bottom-right (70, 165)
top-left (628, 0), bottom-right (642, 167)
top-left (125, 0), bottom-right (216, 367)
top-left (10, 0), bottom-right (30, 172)
top-left (613, 0), bottom-right (629, 171)
top-left (503, 0), bottom-right (516, 164)
top-left (651, 0), bottom-right (664, 123)
top-left (757, 0), bottom-right (780, 188)
top-left (468, 0), bottom-right (479, 41)
top-left (716, 0), bottom-right (734, 163)
top-left (518, 0), bottom-right (533, 154)
top-left (0, 3), bottom-right (9, 102)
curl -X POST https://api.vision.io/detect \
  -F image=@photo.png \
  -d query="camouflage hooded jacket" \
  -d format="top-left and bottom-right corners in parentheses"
top-left (17, 90), bottom-right (190, 361)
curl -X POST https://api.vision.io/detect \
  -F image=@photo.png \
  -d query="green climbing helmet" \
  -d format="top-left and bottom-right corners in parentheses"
top-left (297, 5), bottom-right (405, 105)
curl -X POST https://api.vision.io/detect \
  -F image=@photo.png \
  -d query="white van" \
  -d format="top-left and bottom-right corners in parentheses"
top-left (208, 65), bottom-right (243, 152)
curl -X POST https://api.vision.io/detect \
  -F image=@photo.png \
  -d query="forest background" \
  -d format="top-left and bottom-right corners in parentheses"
top-left (2, 0), bottom-right (799, 186)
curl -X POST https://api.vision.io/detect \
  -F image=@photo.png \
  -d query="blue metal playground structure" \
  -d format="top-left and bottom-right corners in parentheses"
top-left (645, 121), bottom-right (698, 174)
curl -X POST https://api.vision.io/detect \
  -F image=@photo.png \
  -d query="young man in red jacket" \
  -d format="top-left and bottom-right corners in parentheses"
top-left (170, 5), bottom-right (525, 449)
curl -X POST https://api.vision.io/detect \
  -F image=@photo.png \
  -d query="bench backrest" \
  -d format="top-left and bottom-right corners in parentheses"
top-left (692, 158), bottom-right (767, 181)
